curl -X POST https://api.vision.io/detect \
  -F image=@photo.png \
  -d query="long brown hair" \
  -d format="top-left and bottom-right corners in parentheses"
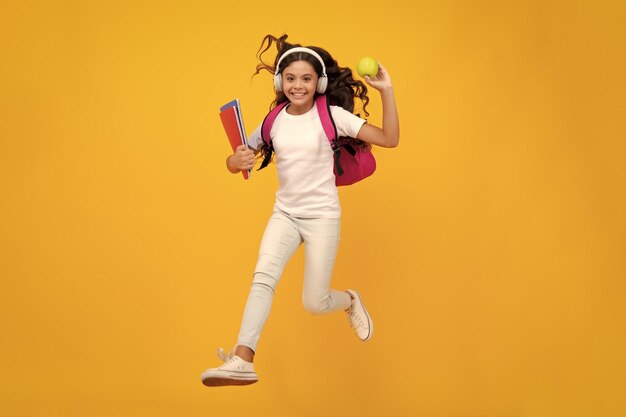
top-left (253, 34), bottom-right (371, 162)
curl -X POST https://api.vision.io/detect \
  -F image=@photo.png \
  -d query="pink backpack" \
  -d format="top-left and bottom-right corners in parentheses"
top-left (258, 95), bottom-right (376, 186)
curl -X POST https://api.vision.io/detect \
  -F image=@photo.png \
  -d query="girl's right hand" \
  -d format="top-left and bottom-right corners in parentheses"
top-left (227, 144), bottom-right (255, 172)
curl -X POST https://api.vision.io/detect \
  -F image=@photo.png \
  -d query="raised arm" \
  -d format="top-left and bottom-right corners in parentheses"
top-left (356, 62), bottom-right (399, 148)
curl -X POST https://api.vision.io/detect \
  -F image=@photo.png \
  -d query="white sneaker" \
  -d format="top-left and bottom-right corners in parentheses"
top-left (346, 289), bottom-right (373, 341)
top-left (201, 347), bottom-right (258, 386)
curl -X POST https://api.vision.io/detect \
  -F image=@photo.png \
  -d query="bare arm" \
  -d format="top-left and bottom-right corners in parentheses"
top-left (356, 63), bottom-right (399, 148)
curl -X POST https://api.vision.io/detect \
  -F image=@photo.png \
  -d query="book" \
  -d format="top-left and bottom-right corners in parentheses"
top-left (219, 99), bottom-right (251, 180)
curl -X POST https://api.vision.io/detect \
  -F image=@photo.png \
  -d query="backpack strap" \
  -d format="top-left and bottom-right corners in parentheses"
top-left (314, 95), bottom-right (343, 176)
top-left (258, 101), bottom-right (289, 170)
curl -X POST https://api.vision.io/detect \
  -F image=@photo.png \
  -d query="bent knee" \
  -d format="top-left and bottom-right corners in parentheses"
top-left (302, 294), bottom-right (331, 315)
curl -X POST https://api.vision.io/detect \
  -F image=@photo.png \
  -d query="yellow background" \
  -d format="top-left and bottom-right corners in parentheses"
top-left (1, 1), bottom-right (625, 416)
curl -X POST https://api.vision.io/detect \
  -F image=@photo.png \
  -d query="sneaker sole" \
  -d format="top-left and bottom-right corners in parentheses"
top-left (202, 376), bottom-right (258, 387)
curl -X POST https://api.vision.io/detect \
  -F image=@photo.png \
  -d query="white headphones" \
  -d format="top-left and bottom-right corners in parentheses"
top-left (273, 47), bottom-right (328, 94)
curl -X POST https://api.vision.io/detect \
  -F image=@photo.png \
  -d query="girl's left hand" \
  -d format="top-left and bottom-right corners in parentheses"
top-left (364, 62), bottom-right (393, 91)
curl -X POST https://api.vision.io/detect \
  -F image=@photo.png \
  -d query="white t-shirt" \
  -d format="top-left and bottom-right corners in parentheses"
top-left (247, 104), bottom-right (366, 218)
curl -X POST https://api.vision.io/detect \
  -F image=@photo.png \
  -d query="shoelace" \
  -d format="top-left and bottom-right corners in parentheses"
top-left (216, 347), bottom-right (237, 365)
top-left (348, 308), bottom-right (365, 328)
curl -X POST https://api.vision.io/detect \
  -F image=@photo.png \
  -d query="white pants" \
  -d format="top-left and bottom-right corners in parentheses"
top-left (237, 210), bottom-right (352, 352)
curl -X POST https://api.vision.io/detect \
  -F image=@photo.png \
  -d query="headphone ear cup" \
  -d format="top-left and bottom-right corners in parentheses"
top-left (317, 76), bottom-right (328, 94)
top-left (274, 73), bottom-right (282, 92)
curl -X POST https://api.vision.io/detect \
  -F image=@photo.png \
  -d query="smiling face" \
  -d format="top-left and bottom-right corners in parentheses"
top-left (281, 60), bottom-right (318, 114)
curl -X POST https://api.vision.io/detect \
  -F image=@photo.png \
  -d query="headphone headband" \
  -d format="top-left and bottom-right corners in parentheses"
top-left (275, 47), bottom-right (327, 77)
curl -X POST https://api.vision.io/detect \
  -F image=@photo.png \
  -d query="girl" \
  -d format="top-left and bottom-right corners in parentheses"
top-left (201, 34), bottom-right (399, 386)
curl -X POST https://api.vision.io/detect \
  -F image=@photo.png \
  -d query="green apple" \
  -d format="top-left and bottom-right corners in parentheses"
top-left (356, 57), bottom-right (379, 77)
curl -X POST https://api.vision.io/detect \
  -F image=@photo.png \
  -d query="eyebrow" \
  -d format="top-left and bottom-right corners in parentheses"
top-left (284, 72), bottom-right (314, 77)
